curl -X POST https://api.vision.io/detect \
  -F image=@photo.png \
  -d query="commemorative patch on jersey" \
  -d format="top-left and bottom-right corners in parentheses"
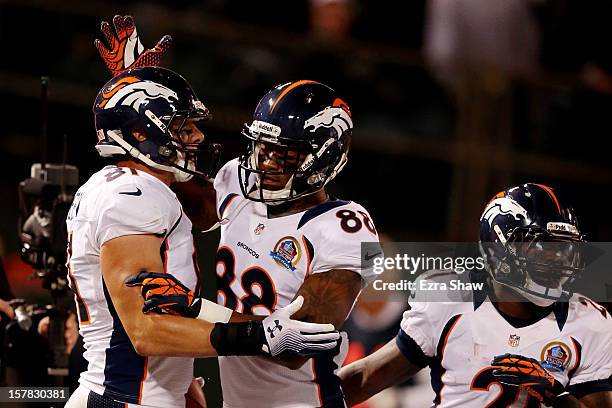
top-left (270, 236), bottom-right (302, 271)
top-left (540, 341), bottom-right (572, 372)
top-left (508, 334), bottom-right (520, 347)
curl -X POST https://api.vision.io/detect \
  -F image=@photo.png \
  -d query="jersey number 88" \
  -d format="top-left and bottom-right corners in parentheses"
top-left (216, 246), bottom-right (276, 314)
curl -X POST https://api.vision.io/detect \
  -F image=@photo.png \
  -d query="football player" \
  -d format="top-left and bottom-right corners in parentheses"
top-left (96, 16), bottom-right (381, 407)
top-left (64, 64), bottom-right (340, 408)
top-left (136, 79), bottom-right (381, 408)
top-left (339, 184), bottom-right (612, 407)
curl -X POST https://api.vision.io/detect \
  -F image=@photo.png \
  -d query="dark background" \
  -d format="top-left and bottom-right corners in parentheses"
top-left (1, 0), bottom-right (612, 406)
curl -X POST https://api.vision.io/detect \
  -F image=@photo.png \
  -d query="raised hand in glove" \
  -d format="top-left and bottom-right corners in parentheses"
top-left (95, 15), bottom-right (172, 76)
top-left (491, 353), bottom-right (568, 405)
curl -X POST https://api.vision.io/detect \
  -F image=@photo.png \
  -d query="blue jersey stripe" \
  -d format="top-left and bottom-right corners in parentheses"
top-left (312, 340), bottom-right (345, 407)
top-left (218, 193), bottom-right (239, 219)
top-left (431, 314), bottom-right (462, 406)
top-left (102, 280), bottom-right (147, 404)
top-left (297, 200), bottom-right (351, 230)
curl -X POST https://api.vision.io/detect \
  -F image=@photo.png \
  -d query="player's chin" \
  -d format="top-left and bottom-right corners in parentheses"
top-left (261, 177), bottom-right (289, 190)
top-left (530, 274), bottom-right (563, 288)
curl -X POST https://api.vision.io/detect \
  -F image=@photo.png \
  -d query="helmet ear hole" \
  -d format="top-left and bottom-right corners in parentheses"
top-left (131, 128), bottom-right (148, 142)
top-left (158, 145), bottom-right (175, 158)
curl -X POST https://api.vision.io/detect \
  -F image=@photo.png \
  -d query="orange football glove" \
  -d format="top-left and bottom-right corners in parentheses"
top-left (491, 353), bottom-right (567, 404)
top-left (125, 272), bottom-right (202, 317)
top-left (94, 15), bottom-right (172, 77)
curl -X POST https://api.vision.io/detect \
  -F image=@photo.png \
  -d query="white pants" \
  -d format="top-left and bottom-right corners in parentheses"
top-left (64, 386), bottom-right (88, 408)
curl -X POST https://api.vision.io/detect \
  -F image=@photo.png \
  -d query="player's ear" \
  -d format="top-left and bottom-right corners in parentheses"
top-left (131, 127), bottom-right (147, 142)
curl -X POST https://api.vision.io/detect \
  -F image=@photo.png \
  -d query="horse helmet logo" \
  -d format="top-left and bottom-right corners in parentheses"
top-left (98, 79), bottom-right (178, 112)
top-left (304, 98), bottom-right (353, 138)
top-left (481, 196), bottom-right (529, 227)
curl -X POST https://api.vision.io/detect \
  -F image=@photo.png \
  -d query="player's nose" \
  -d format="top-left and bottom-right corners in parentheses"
top-left (259, 150), bottom-right (283, 171)
top-left (187, 127), bottom-right (205, 145)
top-left (261, 156), bottom-right (280, 171)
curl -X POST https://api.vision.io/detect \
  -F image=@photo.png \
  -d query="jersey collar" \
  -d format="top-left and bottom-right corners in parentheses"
top-left (470, 271), bottom-right (570, 330)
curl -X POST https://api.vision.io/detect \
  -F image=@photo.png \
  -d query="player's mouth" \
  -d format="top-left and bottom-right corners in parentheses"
top-left (529, 268), bottom-right (564, 288)
top-left (260, 174), bottom-right (289, 190)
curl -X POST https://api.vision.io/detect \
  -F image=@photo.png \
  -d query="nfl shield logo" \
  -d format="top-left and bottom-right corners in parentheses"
top-left (254, 223), bottom-right (265, 235)
top-left (508, 334), bottom-right (520, 347)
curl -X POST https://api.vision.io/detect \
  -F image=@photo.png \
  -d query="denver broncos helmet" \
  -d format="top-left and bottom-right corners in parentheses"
top-left (93, 66), bottom-right (219, 182)
top-left (239, 80), bottom-right (353, 203)
top-left (479, 183), bottom-right (585, 306)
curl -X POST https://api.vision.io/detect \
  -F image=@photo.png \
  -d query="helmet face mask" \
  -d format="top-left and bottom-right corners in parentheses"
top-left (482, 229), bottom-right (584, 305)
top-left (94, 67), bottom-right (221, 182)
top-left (238, 80), bottom-right (352, 204)
top-left (164, 114), bottom-right (221, 182)
top-left (479, 184), bottom-right (586, 305)
top-left (239, 134), bottom-right (327, 204)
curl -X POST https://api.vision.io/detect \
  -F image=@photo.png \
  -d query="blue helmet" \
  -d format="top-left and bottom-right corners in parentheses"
top-left (93, 67), bottom-right (220, 182)
top-left (479, 183), bottom-right (585, 305)
top-left (239, 80), bottom-right (353, 203)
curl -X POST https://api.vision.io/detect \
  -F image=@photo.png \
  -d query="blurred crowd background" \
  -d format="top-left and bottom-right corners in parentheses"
top-left (1, 0), bottom-right (612, 406)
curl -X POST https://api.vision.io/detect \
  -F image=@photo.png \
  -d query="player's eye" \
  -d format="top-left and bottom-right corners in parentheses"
top-left (180, 128), bottom-right (193, 138)
top-left (259, 149), bottom-right (285, 165)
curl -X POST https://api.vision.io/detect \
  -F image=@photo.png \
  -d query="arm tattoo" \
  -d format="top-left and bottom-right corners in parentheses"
top-left (264, 269), bottom-right (362, 369)
top-left (293, 269), bottom-right (363, 328)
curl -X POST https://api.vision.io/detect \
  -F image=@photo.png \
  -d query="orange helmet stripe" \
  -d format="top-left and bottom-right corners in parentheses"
top-left (101, 76), bottom-right (140, 98)
top-left (270, 80), bottom-right (318, 113)
top-left (332, 97), bottom-right (352, 117)
top-left (97, 76), bottom-right (141, 108)
top-left (535, 184), bottom-right (561, 214)
top-left (484, 191), bottom-right (505, 209)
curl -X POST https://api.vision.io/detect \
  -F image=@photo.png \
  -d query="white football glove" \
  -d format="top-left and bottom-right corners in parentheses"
top-left (261, 296), bottom-right (340, 357)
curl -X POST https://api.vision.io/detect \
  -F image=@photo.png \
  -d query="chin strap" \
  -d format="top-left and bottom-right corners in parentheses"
top-left (99, 129), bottom-right (193, 182)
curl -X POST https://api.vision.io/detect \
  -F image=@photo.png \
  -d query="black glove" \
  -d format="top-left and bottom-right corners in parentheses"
top-left (125, 272), bottom-right (202, 317)
top-left (491, 353), bottom-right (566, 405)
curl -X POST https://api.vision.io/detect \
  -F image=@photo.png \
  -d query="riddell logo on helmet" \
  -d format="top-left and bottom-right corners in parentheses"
top-left (251, 121), bottom-right (281, 138)
top-left (547, 222), bottom-right (578, 235)
top-left (145, 110), bottom-right (168, 133)
top-left (298, 138), bottom-right (335, 172)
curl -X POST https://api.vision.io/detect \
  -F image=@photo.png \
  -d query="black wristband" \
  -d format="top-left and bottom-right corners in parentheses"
top-left (210, 321), bottom-right (265, 356)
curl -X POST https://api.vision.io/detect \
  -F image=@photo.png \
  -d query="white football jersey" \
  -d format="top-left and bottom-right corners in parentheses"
top-left (66, 165), bottom-right (199, 407)
top-left (397, 271), bottom-right (612, 407)
top-left (213, 159), bottom-right (380, 408)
